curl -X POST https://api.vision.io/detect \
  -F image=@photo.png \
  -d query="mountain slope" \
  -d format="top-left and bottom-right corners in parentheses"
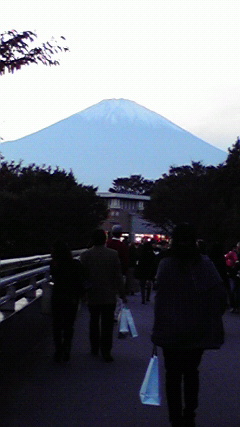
top-left (0, 99), bottom-right (226, 191)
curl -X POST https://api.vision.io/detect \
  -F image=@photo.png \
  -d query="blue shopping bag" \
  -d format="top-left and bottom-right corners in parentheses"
top-left (125, 307), bottom-right (138, 337)
top-left (118, 307), bottom-right (129, 334)
top-left (139, 347), bottom-right (161, 406)
top-left (118, 306), bottom-right (138, 338)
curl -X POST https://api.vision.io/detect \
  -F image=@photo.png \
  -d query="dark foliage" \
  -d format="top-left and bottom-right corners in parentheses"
top-left (0, 161), bottom-right (108, 258)
top-left (109, 174), bottom-right (154, 195)
top-left (144, 138), bottom-right (240, 249)
top-left (0, 30), bottom-right (68, 75)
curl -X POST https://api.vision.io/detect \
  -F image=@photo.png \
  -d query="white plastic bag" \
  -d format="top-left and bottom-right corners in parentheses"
top-left (118, 307), bottom-right (129, 334)
top-left (139, 348), bottom-right (161, 406)
top-left (118, 306), bottom-right (138, 338)
top-left (125, 307), bottom-right (138, 337)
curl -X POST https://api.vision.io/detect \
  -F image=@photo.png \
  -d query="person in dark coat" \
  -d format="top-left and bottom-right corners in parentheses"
top-left (81, 229), bottom-right (124, 362)
top-left (135, 240), bottom-right (155, 304)
top-left (152, 223), bottom-right (226, 427)
top-left (127, 242), bottom-right (140, 295)
top-left (50, 240), bottom-right (85, 362)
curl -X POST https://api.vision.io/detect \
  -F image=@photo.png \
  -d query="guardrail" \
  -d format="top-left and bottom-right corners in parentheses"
top-left (0, 254), bottom-right (51, 276)
top-left (0, 265), bottom-right (50, 316)
top-left (0, 250), bottom-right (85, 322)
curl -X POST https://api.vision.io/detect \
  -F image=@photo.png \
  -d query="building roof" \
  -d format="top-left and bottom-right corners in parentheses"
top-left (97, 192), bottom-right (150, 201)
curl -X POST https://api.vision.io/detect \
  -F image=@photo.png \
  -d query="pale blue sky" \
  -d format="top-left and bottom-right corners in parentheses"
top-left (0, 0), bottom-right (239, 150)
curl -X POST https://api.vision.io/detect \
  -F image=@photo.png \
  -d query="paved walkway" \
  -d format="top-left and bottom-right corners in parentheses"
top-left (1, 292), bottom-right (240, 427)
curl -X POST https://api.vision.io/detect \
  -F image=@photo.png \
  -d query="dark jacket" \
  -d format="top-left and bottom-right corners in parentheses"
top-left (135, 242), bottom-right (155, 281)
top-left (152, 255), bottom-right (226, 349)
top-left (50, 258), bottom-right (85, 304)
top-left (81, 245), bottom-right (124, 305)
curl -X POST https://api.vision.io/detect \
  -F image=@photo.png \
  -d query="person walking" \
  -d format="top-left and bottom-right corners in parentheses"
top-left (152, 223), bottom-right (226, 427)
top-left (135, 239), bottom-right (155, 304)
top-left (106, 224), bottom-right (128, 317)
top-left (81, 229), bottom-right (124, 362)
top-left (106, 224), bottom-right (129, 276)
top-left (50, 240), bottom-right (85, 362)
top-left (127, 242), bottom-right (140, 295)
top-left (225, 244), bottom-right (240, 312)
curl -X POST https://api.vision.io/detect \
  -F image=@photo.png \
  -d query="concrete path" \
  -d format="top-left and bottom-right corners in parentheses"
top-left (1, 293), bottom-right (240, 427)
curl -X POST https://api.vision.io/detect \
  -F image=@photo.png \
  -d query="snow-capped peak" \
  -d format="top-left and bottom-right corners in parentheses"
top-left (78, 98), bottom-right (183, 131)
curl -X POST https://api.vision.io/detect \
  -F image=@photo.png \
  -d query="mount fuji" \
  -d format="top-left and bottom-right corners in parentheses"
top-left (0, 99), bottom-right (226, 191)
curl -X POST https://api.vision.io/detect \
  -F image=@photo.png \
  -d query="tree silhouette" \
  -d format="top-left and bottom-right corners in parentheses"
top-left (109, 175), bottom-right (154, 195)
top-left (144, 141), bottom-right (240, 249)
top-left (0, 30), bottom-right (68, 75)
top-left (0, 161), bottom-right (107, 258)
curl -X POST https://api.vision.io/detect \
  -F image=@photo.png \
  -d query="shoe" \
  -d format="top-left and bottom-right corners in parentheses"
top-left (62, 343), bottom-right (71, 361)
top-left (54, 350), bottom-right (62, 363)
top-left (62, 351), bottom-right (70, 362)
top-left (182, 410), bottom-right (196, 426)
top-left (102, 353), bottom-right (114, 362)
top-left (182, 420), bottom-right (195, 427)
top-left (171, 419), bottom-right (184, 427)
top-left (118, 332), bottom-right (127, 339)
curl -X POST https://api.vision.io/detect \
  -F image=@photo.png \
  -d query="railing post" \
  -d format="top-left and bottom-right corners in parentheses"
top-left (1, 283), bottom-right (16, 311)
top-left (41, 271), bottom-right (52, 314)
top-left (26, 277), bottom-right (37, 299)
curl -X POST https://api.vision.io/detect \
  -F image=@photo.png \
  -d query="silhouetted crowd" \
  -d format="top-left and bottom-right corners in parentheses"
top-left (50, 223), bottom-right (228, 427)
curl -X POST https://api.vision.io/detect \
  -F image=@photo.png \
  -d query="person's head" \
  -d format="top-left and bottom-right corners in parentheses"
top-left (112, 224), bottom-right (122, 238)
top-left (91, 229), bottom-right (107, 246)
top-left (142, 240), bottom-right (153, 253)
top-left (51, 240), bottom-right (72, 264)
top-left (171, 223), bottom-right (199, 259)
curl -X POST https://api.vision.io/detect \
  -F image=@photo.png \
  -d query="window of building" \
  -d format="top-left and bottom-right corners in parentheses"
top-left (110, 198), bottom-right (120, 208)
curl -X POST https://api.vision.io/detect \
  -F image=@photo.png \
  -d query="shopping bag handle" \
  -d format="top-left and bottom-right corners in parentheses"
top-left (152, 345), bottom-right (158, 357)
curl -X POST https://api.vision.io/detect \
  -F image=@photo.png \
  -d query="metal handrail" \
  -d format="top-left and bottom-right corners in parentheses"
top-left (0, 265), bottom-right (50, 289)
top-left (0, 265), bottom-right (51, 316)
top-left (0, 250), bottom-right (86, 321)
top-left (1, 254), bottom-right (51, 266)
top-left (0, 250), bottom-right (84, 273)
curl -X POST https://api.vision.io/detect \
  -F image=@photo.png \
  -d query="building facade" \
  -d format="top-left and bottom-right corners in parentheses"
top-left (98, 192), bottom-right (166, 242)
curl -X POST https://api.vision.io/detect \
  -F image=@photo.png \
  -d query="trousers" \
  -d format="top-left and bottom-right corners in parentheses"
top-left (88, 303), bottom-right (116, 356)
top-left (52, 297), bottom-right (79, 353)
top-left (140, 280), bottom-right (152, 303)
top-left (162, 348), bottom-right (204, 426)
